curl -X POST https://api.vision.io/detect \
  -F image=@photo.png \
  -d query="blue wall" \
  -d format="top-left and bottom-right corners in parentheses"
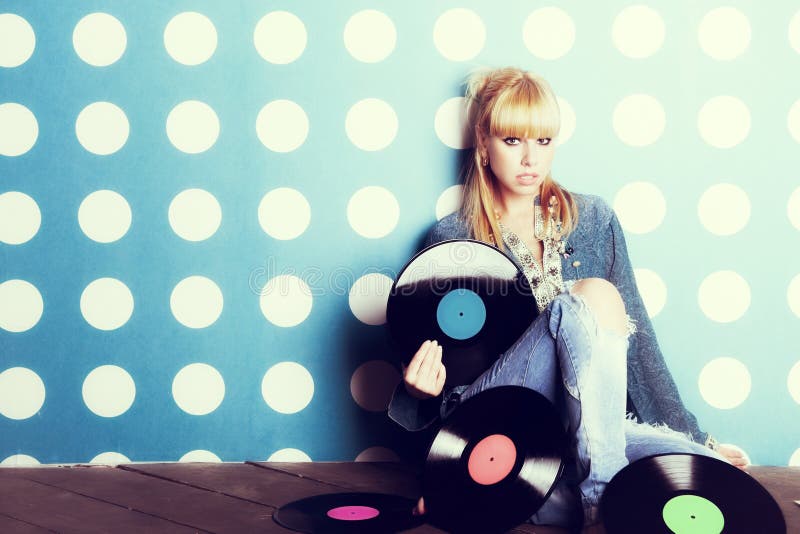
top-left (1, 0), bottom-right (799, 466)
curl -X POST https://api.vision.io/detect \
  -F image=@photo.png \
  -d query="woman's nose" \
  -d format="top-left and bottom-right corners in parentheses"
top-left (521, 139), bottom-right (536, 165)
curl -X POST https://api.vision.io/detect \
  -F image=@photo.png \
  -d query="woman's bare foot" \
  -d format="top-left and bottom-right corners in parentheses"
top-left (412, 496), bottom-right (426, 516)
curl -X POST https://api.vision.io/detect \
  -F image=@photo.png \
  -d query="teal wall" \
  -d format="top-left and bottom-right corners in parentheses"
top-left (1, 0), bottom-right (799, 466)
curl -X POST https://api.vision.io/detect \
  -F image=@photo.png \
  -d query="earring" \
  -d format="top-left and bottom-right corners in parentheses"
top-left (481, 156), bottom-right (488, 167)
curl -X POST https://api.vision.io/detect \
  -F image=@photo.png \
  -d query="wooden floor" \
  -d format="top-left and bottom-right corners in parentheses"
top-left (0, 462), bottom-right (797, 533)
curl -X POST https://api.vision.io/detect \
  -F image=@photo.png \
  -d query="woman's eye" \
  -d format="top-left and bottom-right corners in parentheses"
top-left (503, 137), bottom-right (520, 145)
top-left (538, 138), bottom-right (552, 145)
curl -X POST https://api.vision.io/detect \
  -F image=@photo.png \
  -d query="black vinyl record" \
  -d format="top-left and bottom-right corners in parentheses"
top-left (273, 492), bottom-right (423, 533)
top-left (423, 385), bottom-right (567, 533)
top-left (387, 239), bottom-right (537, 386)
top-left (601, 453), bottom-right (786, 534)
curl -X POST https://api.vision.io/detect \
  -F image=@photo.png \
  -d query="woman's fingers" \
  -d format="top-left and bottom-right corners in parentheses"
top-left (404, 340), bottom-right (445, 398)
top-left (418, 340), bottom-right (438, 380)
top-left (405, 340), bottom-right (431, 381)
top-left (434, 356), bottom-right (446, 395)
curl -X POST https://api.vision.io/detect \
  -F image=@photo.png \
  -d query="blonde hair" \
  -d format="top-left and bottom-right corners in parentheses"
top-left (460, 66), bottom-right (578, 250)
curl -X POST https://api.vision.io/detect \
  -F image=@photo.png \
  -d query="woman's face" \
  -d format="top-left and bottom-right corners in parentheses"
top-left (481, 133), bottom-right (556, 200)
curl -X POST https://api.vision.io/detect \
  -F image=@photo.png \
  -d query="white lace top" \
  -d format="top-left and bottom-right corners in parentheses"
top-left (498, 207), bottom-right (566, 312)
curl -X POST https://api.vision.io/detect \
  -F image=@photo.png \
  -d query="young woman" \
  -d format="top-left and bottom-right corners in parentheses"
top-left (387, 67), bottom-right (749, 529)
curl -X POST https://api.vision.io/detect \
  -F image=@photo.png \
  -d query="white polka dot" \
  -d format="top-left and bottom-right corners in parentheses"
top-left (1, 454), bottom-right (39, 466)
top-left (0, 367), bottom-right (45, 420)
top-left (80, 278), bottom-right (134, 330)
top-left (78, 190), bottom-right (132, 243)
top-left (523, 7), bottom-right (575, 60)
top-left (90, 452), bottom-right (130, 465)
top-left (0, 102), bottom-right (38, 156)
top-left (344, 10), bottom-right (396, 63)
top-left (434, 97), bottom-right (473, 149)
top-left (166, 100), bottom-right (219, 154)
top-left (554, 96), bottom-right (576, 147)
top-left (787, 99), bottom-right (800, 144)
top-left (433, 8), bottom-right (485, 61)
top-left (345, 98), bottom-right (398, 151)
top-left (355, 447), bottom-right (400, 462)
top-left (788, 274), bottom-right (800, 318)
top-left (698, 271), bottom-right (751, 323)
top-left (170, 276), bottom-right (223, 329)
top-left (347, 186), bottom-right (400, 238)
top-left (164, 12), bottom-right (217, 66)
top-left (259, 275), bottom-right (313, 327)
top-left (350, 360), bottom-right (400, 412)
top-left (698, 7), bottom-right (751, 61)
top-left (612, 94), bottom-right (665, 147)
top-left (0, 191), bottom-right (40, 245)
top-left (82, 365), bottom-right (136, 417)
top-left (261, 361), bottom-right (314, 414)
top-left (633, 268), bottom-right (667, 318)
top-left (612, 6), bottom-right (665, 59)
top-left (349, 274), bottom-right (394, 326)
top-left (789, 188), bottom-right (800, 230)
top-left (180, 450), bottom-right (222, 463)
top-left (788, 361), bottom-right (800, 405)
top-left (172, 363), bottom-right (225, 416)
top-left (0, 280), bottom-right (43, 333)
top-left (255, 100), bottom-right (309, 152)
top-left (790, 11), bottom-right (800, 55)
top-left (257, 188), bottom-right (311, 240)
top-left (254, 11), bottom-right (307, 64)
top-left (0, 14), bottom-right (35, 67)
top-left (698, 357), bottom-right (751, 409)
top-left (613, 182), bottom-right (666, 234)
top-left (75, 102), bottom-right (129, 155)
top-left (268, 448), bottom-right (311, 462)
top-left (697, 184), bottom-right (750, 236)
top-left (168, 189), bottom-right (222, 242)
top-left (790, 448), bottom-right (800, 467)
top-left (697, 96), bottom-right (751, 149)
top-left (436, 185), bottom-right (463, 221)
top-left (73, 13), bottom-right (127, 66)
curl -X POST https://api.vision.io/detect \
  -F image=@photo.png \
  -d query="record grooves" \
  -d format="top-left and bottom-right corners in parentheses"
top-left (423, 386), bottom-right (567, 533)
top-left (387, 239), bottom-right (537, 386)
top-left (601, 453), bottom-right (786, 533)
top-left (273, 492), bottom-right (423, 533)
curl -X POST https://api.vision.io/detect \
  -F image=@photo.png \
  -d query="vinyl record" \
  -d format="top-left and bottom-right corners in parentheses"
top-left (601, 453), bottom-right (786, 534)
top-left (387, 239), bottom-right (537, 386)
top-left (423, 385), bottom-right (567, 533)
top-left (273, 492), bottom-right (423, 533)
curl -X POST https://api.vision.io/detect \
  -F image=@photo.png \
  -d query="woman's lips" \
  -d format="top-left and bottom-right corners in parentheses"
top-left (516, 174), bottom-right (539, 185)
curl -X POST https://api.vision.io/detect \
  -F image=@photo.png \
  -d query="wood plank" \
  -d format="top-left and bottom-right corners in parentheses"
top-left (122, 462), bottom-right (449, 533)
top-left (3, 464), bottom-right (278, 533)
top-left (253, 462), bottom-right (563, 533)
top-left (748, 466), bottom-right (800, 532)
top-left (0, 476), bottom-right (198, 533)
top-left (250, 461), bottom-right (422, 498)
top-left (0, 512), bottom-right (53, 533)
top-left (121, 462), bottom-right (344, 507)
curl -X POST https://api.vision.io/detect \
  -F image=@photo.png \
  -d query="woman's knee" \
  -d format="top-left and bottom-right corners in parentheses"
top-left (569, 278), bottom-right (629, 337)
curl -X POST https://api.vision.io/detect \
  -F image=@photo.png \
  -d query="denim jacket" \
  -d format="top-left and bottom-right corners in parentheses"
top-left (387, 193), bottom-right (708, 445)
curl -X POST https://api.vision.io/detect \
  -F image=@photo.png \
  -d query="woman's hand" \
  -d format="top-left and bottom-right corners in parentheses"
top-left (402, 340), bottom-right (446, 400)
top-left (412, 496), bottom-right (426, 516)
top-left (717, 443), bottom-right (751, 470)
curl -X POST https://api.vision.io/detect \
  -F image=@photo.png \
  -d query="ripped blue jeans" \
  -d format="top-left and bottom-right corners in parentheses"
top-left (452, 283), bottom-right (725, 528)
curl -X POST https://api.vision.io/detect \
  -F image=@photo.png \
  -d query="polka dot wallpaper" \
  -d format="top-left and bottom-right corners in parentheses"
top-left (1, 1), bottom-right (799, 467)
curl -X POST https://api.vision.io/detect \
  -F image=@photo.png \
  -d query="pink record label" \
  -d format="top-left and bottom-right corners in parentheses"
top-left (326, 505), bottom-right (381, 521)
top-left (467, 433), bottom-right (517, 485)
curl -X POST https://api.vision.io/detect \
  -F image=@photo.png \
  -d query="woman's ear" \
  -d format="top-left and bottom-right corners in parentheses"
top-left (474, 126), bottom-right (487, 156)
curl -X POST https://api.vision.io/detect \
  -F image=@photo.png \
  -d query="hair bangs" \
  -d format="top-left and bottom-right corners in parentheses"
top-left (487, 80), bottom-right (560, 140)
